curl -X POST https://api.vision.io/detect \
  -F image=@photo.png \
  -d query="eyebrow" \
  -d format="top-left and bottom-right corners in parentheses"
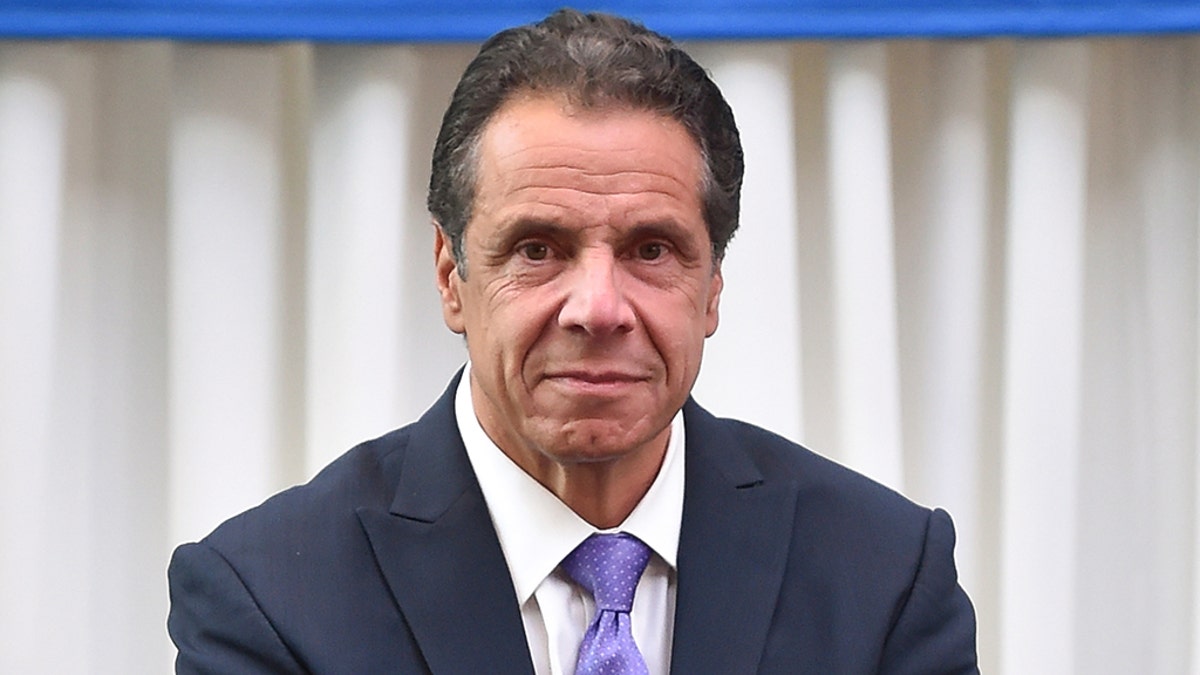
top-left (622, 220), bottom-right (693, 242)
top-left (486, 218), bottom-right (578, 249)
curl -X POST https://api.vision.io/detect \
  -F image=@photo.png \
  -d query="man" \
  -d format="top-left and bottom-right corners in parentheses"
top-left (168, 9), bottom-right (978, 674)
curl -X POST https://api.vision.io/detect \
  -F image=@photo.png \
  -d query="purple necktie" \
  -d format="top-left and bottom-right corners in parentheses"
top-left (561, 533), bottom-right (652, 675)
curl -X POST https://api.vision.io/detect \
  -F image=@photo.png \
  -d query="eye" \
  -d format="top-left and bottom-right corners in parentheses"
top-left (518, 242), bottom-right (550, 261)
top-left (636, 242), bottom-right (666, 261)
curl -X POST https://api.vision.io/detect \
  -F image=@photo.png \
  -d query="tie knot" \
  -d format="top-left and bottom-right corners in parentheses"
top-left (561, 533), bottom-right (652, 612)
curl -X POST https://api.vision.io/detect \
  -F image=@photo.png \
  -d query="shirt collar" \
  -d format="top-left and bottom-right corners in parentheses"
top-left (456, 362), bottom-right (685, 605)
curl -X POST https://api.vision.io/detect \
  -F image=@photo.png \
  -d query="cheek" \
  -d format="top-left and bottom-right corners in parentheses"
top-left (477, 289), bottom-right (561, 364)
top-left (637, 295), bottom-right (708, 359)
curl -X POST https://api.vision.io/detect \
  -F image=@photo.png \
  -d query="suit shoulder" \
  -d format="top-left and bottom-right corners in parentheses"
top-left (685, 409), bottom-right (977, 672)
top-left (198, 424), bottom-right (414, 556)
top-left (689, 405), bottom-right (931, 530)
top-left (168, 422), bottom-right (442, 671)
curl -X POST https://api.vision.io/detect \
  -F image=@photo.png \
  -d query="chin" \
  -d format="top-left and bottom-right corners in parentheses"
top-left (534, 420), bottom-right (659, 464)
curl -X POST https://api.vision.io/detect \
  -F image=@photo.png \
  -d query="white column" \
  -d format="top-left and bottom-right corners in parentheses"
top-left (305, 45), bottom-right (471, 474)
top-left (389, 46), bottom-right (475, 428)
top-left (1121, 38), bottom-right (1198, 675)
top-left (824, 42), bottom-right (904, 489)
top-left (167, 45), bottom-right (300, 546)
top-left (0, 40), bottom-right (174, 675)
top-left (83, 42), bottom-right (174, 674)
top-left (1000, 40), bottom-right (1089, 675)
top-left (1193, 40), bottom-right (1200, 674)
top-left (0, 43), bottom-right (76, 674)
top-left (1191, 36), bottom-right (1200, 675)
top-left (889, 40), bottom-right (998, 668)
top-left (791, 42), bottom-right (839, 455)
top-left (308, 46), bottom-right (414, 472)
top-left (689, 42), bottom-right (804, 443)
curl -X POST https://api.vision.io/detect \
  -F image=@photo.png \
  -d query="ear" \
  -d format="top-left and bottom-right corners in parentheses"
top-left (434, 225), bottom-right (466, 334)
top-left (705, 264), bottom-right (722, 338)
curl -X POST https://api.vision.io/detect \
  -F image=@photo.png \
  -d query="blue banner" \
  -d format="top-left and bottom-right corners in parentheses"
top-left (2, 0), bottom-right (1199, 41)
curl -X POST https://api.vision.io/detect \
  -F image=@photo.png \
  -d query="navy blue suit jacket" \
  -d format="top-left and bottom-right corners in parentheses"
top-left (168, 374), bottom-right (978, 673)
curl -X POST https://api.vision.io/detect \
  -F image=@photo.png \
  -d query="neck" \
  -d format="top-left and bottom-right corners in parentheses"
top-left (532, 443), bottom-right (667, 528)
top-left (464, 371), bottom-right (672, 528)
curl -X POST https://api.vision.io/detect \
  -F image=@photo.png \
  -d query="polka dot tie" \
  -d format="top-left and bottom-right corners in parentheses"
top-left (561, 533), bottom-right (652, 675)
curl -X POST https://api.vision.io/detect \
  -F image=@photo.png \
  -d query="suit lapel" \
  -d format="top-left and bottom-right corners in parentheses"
top-left (357, 375), bottom-right (535, 675)
top-left (353, 380), bottom-right (796, 674)
top-left (670, 400), bottom-right (799, 674)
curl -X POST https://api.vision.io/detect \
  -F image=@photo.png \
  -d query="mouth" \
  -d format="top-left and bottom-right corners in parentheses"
top-left (543, 370), bottom-right (648, 393)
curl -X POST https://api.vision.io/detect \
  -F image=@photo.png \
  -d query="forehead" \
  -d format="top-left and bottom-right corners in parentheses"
top-left (470, 95), bottom-right (705, 220)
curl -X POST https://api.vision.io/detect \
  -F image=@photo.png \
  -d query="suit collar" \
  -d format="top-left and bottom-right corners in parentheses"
top-left (387, 369), bottom-right (474, 522)
top-left (670, 399), bottom-right (799, 674)
top-left (358, 371), bottom-right (536, 674)
top-left (357, 378), bottom-right (797, 674)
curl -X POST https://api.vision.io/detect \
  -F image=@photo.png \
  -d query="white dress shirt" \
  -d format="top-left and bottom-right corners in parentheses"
top-left (456, 363), bottom-right (684, 675)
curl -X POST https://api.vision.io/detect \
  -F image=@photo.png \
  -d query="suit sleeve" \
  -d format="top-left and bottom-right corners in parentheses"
top-left (878, 508), bottom-right (979, 674)
top-left (168, 542), bottom-right (307, 674)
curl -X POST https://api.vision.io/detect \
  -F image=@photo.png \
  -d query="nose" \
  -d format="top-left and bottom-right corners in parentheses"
top-left (557, 251), bottom-right (635, 335)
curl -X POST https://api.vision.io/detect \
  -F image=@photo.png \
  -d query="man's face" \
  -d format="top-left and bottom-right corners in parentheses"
top-left (435, 95), bottom-right (722, 476)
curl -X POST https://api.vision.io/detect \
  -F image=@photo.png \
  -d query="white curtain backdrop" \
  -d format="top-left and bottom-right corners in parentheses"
top-left (1, 36), bottom-right (1197, 673)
